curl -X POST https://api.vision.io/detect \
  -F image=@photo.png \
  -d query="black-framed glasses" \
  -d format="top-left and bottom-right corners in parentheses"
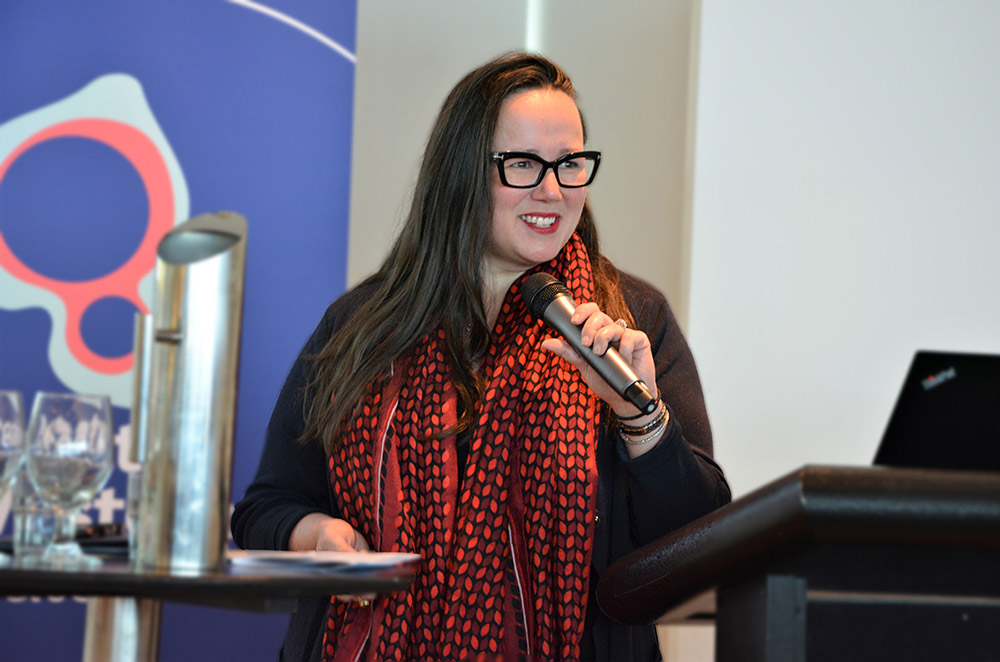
top-left (490, 150), bottom-right (601, 188)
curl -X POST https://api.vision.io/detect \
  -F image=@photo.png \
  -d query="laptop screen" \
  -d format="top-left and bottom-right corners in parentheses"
top-left (874, 350), bottom-right (1000, 471)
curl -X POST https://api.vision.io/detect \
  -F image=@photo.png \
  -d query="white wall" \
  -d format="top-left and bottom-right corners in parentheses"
top-left (348, 1), bottom-right (530, 284)
top-left (687, 1), bottom-right (1000, 497)
top-left (538, 1), bottom-right (698, 323)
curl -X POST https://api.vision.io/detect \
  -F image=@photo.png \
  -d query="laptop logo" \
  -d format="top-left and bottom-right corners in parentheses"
top-left (921, 366), bottom-right (956, 391)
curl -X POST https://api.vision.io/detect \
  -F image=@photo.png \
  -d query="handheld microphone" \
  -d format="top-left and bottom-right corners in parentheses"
top-left (521, 273), bottom-right (658, 414)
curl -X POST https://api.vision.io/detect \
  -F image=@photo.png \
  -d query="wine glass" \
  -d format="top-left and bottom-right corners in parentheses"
top-left (25, 392), bottom-right (113, 568)
top-left (0, 390), bottom-right (26, 566)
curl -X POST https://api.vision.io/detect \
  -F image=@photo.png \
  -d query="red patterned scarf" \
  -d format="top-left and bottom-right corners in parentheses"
top-left (323, 234), bottom-right (599, 661)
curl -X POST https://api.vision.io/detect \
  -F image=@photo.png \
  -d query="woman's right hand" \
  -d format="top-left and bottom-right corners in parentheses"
top-left (289, 512), bottom-right (371, 552)
top-left (290, 513), bottom-right (374, 606)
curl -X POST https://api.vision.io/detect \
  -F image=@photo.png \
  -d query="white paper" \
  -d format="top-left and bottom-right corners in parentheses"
top-left (227, 549), bottom-right (420, 571)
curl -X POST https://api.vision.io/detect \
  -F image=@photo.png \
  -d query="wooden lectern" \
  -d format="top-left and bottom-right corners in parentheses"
top-left (597, 466), bottom-right (1000, 662)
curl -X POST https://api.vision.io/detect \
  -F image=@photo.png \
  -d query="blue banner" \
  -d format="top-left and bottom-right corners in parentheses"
top-left (0, 1), bottom-right (356, 658)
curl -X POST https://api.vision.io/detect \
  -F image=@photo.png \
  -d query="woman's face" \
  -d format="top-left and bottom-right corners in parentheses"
top-left (484, 88), bottom-right (587, 285)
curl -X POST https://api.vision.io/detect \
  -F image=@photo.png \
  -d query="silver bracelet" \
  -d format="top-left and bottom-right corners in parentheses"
top-left (616, 401), bottom-right (667, 436)
top-left (619, 419), bottom-right (667, 446)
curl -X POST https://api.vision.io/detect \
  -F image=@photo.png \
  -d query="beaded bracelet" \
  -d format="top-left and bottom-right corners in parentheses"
top-left (617, 401), bottom-right (667, 436)
top-left (620, 424), bottom-right (666, 446)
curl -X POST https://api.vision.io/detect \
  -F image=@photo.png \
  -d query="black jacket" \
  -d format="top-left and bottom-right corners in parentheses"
top-left (231, 272), bottom-right (730, 661)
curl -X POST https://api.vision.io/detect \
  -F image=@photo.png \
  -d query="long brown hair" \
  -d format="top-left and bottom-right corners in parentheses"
top-left (303, 52), bottom-right (632, 452)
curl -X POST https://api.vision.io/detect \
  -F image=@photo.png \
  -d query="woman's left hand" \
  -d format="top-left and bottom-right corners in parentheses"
top-left (539, 302), bottom-right (656, 418)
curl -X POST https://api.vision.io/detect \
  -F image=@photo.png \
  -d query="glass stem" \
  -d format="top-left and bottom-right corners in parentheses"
top-left (53, 508), bottom-right (77, 545)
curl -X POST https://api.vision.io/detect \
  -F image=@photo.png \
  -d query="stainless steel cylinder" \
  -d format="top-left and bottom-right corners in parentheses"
top-left (136, 211), bottom-right (247, 571)
top-left (83, 597), bottom-right (162, 662)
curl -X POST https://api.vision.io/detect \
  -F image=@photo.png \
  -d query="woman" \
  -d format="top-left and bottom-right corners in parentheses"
top-left (232, 52), bottom-right (730, 662)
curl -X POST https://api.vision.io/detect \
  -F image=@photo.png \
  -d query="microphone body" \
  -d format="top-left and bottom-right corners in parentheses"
top-left (522, 273), bottom-right (659, 415)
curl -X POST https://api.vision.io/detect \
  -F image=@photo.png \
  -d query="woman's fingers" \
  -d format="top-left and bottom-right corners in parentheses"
top-left (315, 518), bottom-right (371, 553)
top-left (571, 302), bottom-right (612, 349)
top-left (591, 318), bottom-right (626, 356)
top-left (335, 592), bottom-right (376, 606)
top-left (314, 519), bottom-right (376, 606)
top-left (611, 327), bottom-right (652, 366)
top-left (570, 303), bottom-right (650, 362)
top-left (541, 302), bottom-right (657, 415)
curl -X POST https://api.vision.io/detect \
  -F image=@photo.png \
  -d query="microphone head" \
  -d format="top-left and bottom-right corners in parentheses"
top-left (521, 272), bottom-right (570, 319)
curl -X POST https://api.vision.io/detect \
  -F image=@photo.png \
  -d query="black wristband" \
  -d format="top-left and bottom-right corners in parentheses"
top-left (617, 401), bottom-right (667, 435)
top-left (614, 398), bottom-right (662, 421)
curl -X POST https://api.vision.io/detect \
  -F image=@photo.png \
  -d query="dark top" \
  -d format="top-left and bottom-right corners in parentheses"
top-left (231, 272), bottom-right (731, 661)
